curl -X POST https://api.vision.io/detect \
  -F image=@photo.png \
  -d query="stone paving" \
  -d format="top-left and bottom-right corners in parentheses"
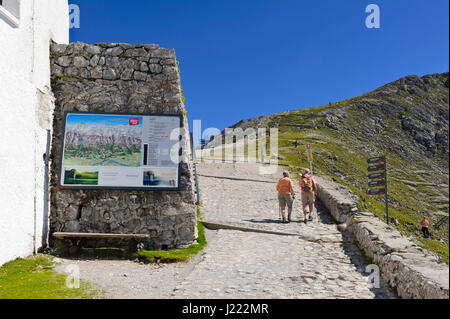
top-left (172, 161), bottom-right (396, 298)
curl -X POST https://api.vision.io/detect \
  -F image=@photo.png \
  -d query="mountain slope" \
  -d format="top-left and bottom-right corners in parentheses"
top-left (210, 72), bottom-right (449, 263)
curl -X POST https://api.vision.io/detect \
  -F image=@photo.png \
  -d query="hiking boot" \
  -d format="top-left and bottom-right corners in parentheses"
top-left (304, 218), bottom-right (308, 224)
top-left (308, 214), bottom-right (313, 221)
top-left (288, 214), bottom-right (292, 222)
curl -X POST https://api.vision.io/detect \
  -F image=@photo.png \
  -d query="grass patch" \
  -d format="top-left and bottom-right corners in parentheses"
top-left (0, 255), bottom-right (100, 299)
top-left (57, 73), bottom-right (70, 81)
top-left (136, 207), bottom-right (207, 263)
top-left (417, 238), bottom-right (449, 265)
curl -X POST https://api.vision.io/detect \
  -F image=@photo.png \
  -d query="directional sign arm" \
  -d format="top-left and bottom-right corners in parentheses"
top-left (367, 156), bottom-right (385, 164)
top-left (367, 172), bottom-right (384, 180)
top-left (368, 164), bottom-right (385, 172)
top-left (368, 180), bottom-right (386, 187)
top-left (367, 188), bottom-right (386, 195)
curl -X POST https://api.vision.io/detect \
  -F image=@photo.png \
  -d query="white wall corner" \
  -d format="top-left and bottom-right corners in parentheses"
top-left (36, 86), bottom-right (55, 130)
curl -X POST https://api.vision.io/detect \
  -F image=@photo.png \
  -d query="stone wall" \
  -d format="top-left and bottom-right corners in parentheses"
top-left (49, 42), bottom-right (196, 250)
top-left (316, 176), bottom-right (449, 299)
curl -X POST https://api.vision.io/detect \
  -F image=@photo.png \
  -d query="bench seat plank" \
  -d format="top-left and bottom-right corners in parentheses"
top-left (53, 232), bottom-right (150, 239)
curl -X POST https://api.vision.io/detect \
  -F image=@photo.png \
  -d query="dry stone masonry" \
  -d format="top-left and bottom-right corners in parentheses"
top-left (316, 175), bottom-right (449, 299)
top-left (49, 42), bottom-right (196, 250)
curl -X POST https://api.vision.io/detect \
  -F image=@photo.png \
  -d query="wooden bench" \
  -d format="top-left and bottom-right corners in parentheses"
top-left (53, 232), bottom-right (150, 239)
top-left (52, 232), bottom-right (150, 256)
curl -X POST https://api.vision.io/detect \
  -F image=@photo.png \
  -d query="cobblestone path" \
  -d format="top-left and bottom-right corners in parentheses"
top-left (171, 162), bottom-right (395, 299)
top-left (55, 161), bottom-right (396, 299)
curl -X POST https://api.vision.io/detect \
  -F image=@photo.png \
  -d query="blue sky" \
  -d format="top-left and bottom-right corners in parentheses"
top-left (69, 0), bottom-right (449, 132)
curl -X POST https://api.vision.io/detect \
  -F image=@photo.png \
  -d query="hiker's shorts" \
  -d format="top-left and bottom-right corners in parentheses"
top-left (301, 192), bottom-right (315, 213)
top-left (278, 194), bottom-right (293, 209)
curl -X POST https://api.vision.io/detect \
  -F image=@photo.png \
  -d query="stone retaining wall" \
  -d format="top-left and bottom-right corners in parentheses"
top-left (316, 175), bottom-right (449, 299)
top-left (48, 42), bottom-right (196, 250)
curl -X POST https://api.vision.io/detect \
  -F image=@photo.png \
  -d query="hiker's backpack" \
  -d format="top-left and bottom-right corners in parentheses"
top-left (302, 177), bottom-right (313, 193)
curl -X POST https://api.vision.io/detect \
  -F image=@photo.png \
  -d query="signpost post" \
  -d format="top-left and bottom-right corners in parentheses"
top-left (306, 143), bottom-right (313, 175)
top-left (367, 155), bottom-right (389, 224)
top-left (190, 132), bottom-right (200, 205)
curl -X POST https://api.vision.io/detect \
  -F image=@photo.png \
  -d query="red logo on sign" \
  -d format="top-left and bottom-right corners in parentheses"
top-left (129, 118), bottom-right (140, 126)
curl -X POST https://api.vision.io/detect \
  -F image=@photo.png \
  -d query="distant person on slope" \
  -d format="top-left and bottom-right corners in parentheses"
top-left (276, 171), bottom-right (295, 223)
top-left (421, 215), bottom-right (430, 238)
top-left (300, 169), bottom-right (317, 224)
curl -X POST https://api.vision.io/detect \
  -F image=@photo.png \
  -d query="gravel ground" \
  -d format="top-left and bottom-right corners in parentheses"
top-left (53, 246), bottom-right (206, 299)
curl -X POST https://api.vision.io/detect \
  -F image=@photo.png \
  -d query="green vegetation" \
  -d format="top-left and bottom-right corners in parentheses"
top-left (417, 238), bottom-right (449, 265)
top-left (57, 73), bottom-right (70, 81)
top-left (136, 207), bottom-right (207, 263)
top-left (0, 255), bottom-right (101, 299)
top-left (64, 169), bottom-right (99, 185)
top-left (274, 125), bottom-right (449, 264)
top-left (50, 52), bottom-right (62, 59)
top-left (177, 61), bottom-right (188, 119)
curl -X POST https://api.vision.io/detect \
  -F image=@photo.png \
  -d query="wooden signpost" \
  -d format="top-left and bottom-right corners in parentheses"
top-left (368, 180), bottom-right (386, 188)
top-left (367, 155), bottom-right (389, 224)
top-left (368, 164), bottom-right (385, 172)
top-left (367, 156), bottom-right (385, 164)
top-left (306, 143), bottom-right (313, 175)
top-left (367, 188), bottom-right (385, 195)
top-left (367, 172), bottom-right (384, 180)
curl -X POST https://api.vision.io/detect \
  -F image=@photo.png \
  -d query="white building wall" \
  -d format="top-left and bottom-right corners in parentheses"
top-left (0, 0), bottom-right (69, 266)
